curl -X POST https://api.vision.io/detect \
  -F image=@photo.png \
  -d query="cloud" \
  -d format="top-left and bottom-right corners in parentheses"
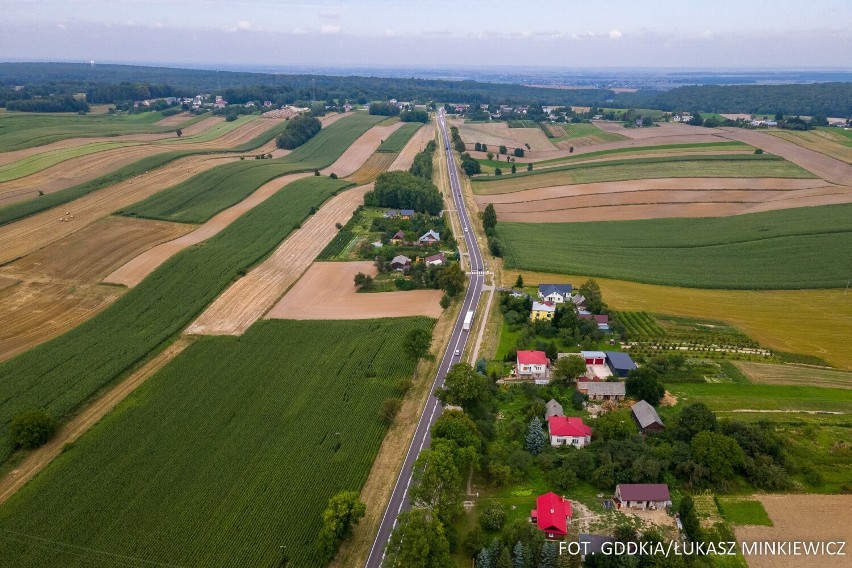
top-left (609, 29), bottom-right (622, 39)
top-left (237, 20), bottom-right (250, 31)
top-left (384, 29), bottom-right (398, 37)
top-left (321, 24), bottom-right (340, 35)
top-left (319, 12), bottom-right (339, 20)
top-left (292, 27), bottom-right (311, 35)
top-left (700, 30), bottom-right (713, 39)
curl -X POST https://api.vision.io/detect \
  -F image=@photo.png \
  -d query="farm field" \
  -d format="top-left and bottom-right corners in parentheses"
top-left (387, 121), bottom-right (435, 171)
top-left (734, 495), bottom-right (852, 568)
top-left (0, 318), bottom-right (434, 568)
top-left (593, 119), bottom-right (714, 140)
top-left (0, 110), bottom-right (205, 152)
top-left (186, 183), bottom-right (367, 336)
top-left (716, 497), bottom-right (772, 526)
top-left (0, 152), bottom-right (238, 265)
top-left (531, 141), bottom-right (753, 167)
top-left (471, 154), bottom-right (817, 195)
top-left (452, 118), bottom-right (555, 152)
top-left (346, 152), bottom-right (397, 184)
top-left (478, 177), bottom-right (850, 222)
top-left (0, 176), bottom-right (349, 462)
top-left (543, 121), bottom-right (629, 147)
top-left (498, 203), bottom-right (852, 289)
top-left (0, 115), bottom-right (282, 206)
top-left (734, 361), bottom-right (852, 389)
top-left (119, 112), bottom-right (384, 223)
top-left (376, 122), bottom-right (422, 152)
top-left (266, 261), bottom-right (443, 320)
top-left (769, 128), bottom-right (852, 164)
top-left (664, 382), bottom-right (852, 415)
top-left (502, 270), bottom-right (852, 369)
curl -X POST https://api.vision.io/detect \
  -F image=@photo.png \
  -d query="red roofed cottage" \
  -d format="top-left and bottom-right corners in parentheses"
top-left (531, 492), bottom-right (572, 539)
top-left (516, 350), bottom-right (550, 384)
top-left (547, 416), bottom-right (593, 448)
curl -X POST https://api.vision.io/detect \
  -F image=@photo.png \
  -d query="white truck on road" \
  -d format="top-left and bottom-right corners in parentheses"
top-left (462, 310), bottom-right (474, 331)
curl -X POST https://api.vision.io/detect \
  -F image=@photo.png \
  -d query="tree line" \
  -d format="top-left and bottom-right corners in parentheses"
top-left (275, 114), bottom-right (322, 150)
top-left (364, 171), bottom-right (443, 215)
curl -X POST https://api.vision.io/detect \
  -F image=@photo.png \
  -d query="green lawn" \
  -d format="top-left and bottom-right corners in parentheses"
top-left (120, 112), bottom-right (384, 223)
top-left (473, 154), bottom-right (816, 195)
top-left (377, 122), bottom-right (423, 152)
top-left (0, 110), bottom-right (205, 152)
top-left (0, 318), bottom-right (433, 568)
top-left (665, 383), bottom-right (852, 414)
top-left (499, 204), bottom-right (852, 289)
top-left (0, 176), bottom-right (351, 462)
top-left (716, 498), bottom-right (773, 526)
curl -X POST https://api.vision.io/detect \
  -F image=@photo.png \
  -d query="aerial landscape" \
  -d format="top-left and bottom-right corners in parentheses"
top-left (0, 1), bottom-right (850, 567)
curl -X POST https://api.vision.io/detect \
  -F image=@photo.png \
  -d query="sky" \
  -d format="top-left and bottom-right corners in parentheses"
top-left (1, 0), bottom-right (851, 69)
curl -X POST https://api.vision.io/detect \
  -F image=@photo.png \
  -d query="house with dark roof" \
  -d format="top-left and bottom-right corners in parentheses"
top-left (614, 484), bottom-right (671, 510)
top-left (399, 209), bottom-right (415, 219)
top-left (572, 294), bottom-right (586, 309)
top-left (578, 534), bottom-right (615, 560)
top-left (577, 381), bottom-right (626, 401)
top-left (425, 253), bottom-right (445, 266)
top-left (544, 399), bottom-right (564, 420)
top-left (605, 352), bottom-right (637, 378)
top-left (531, 492), bottom-right (572, 539)
top-left (390, 230), bottom-right (405, 244)
top-left (631, 400), bottom-right (665, 434)
top-left (538, 284), bottom-right (573, 304)
top-left (547, 416), bottom-right (592, 447)
top-left (390, 255), bottom-right (411, 271)
top-left (516, 350), bottom-right (550, 384)
top-left (384, 209), bottom-right (400, 218)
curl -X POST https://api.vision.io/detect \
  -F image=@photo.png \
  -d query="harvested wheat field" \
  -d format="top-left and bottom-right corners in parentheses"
top-left (104, 173), bottom-right (311, 287)
top-left (0, 153), bottom-right (237, 265)
top-left (320, 121), bottom-right (404, 178)
top-left (347, 152), bottom-right (398, 184)
top-left (735, 494), bottom-right (852, 568)
top-left (0, 216), bottom-right (193, 361)
top-left (452, 119), bottom-right (555, 152)
top-left (734, 361), bottom-right (852, 389)
top-left (155, 112), bottom-right (193, 126)
top-left (0, 116), bottom-right (282, 204)
top-left (186, 185), bottom-right (372, 335)
top-left (267, 261), bottom-right (443, 320)
top-left (718, 128), bottom-right (851, 185)
top-left (388, 122), bottom-right (435, 171)
top-left (770, 130), bottom-right (852, 164)
top-left (593, 120), bottom-right (714, 140)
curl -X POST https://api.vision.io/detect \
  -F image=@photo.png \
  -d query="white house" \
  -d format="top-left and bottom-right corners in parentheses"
top-left (547, 416), bottom-right (592, 448)
top-left (516, 350), bottom-right (550, 384)
top-left (418, 230), bottom-right (440, 243)
top-left (538, 284), bottom-right (573, 304)
top-left (614, 484), bottom-right (671, 510)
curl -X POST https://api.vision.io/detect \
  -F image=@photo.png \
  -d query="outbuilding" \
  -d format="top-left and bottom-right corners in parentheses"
top-left (614, 484), bottom-right (671, 510)
top-left (605, 352), bottom-right (637, 378)
top-left (631, 400), bottom-right (665, 434)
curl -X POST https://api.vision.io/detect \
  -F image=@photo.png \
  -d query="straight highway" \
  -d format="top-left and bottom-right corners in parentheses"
top-left (364, 109), bottom-right (486, 567)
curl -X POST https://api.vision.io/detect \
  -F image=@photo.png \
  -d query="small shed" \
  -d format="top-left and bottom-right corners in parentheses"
top-left (390, 255), bottom-right (411, 271)
top-left (631, 400), bottom-right (665, 434)
top-left (544, 399), bottom-right (564, 420)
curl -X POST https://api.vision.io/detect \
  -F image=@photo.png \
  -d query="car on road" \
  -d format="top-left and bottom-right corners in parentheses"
top-left (464, 227), bottom-right (468, 232)
top-left (454, 349), bottom-right (460, 357)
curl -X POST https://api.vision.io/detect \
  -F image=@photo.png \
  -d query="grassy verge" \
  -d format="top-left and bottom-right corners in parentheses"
top-left (120, 112), bottom-right (384, 223)
top-left (499, 204), bottom-right (852, 289)
top-left (377, 123), bottom-right (423, 152)
top-left (472, 154), bottom-right (816, 194)
top-left (0, 318), bottom-right (434, 568)
top-left (0, 176), bottom-right (351, 462)
top-left (716, 497), bottom-right (773, 526)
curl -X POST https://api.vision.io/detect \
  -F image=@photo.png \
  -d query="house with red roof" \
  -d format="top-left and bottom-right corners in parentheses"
top-left (516, 350), bottom-right (550, 384)
top-left (531, 492), bottom-right (572, 539)
top-left (547, 416), bottom-right (592, 448)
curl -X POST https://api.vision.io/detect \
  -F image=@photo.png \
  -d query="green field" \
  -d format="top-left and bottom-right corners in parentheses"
top-left (0, 140), bottom-right (135, 182)
top-left (377, 122), bottom-right (422, 152)
top-left (507, 120), bottom-right (539, 128)
top-left (0, 111), bottom-right (204, 152)
top-left (716, 498), bottom-right (773, 526)
top-left (0, 317), bottom-right (433, 568)
top-left (0, 176), bottom-right (351, 462)
top-left (534, 141), bottom-right (753, 166)
top-left (120, 112), bottom-right (384, 223)
top-left (473, 154), bottom-right (816, 194)
top-left (544, 121), bottom-right (629, 143)
top-left (498, 204), bottom-right (852, 289)
top-left (0, 120), bottom-right (290, 227)
top-left (664, 383), bottom-right (852, 414)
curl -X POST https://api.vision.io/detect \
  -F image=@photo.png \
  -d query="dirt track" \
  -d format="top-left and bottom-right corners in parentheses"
top-left (186, 185), bottom-right (373, 335)
top-left (266, 261), bottom-right (443, 320)
top-left (0, 338), bottom-right (192, 506)
top-left (735, 494), bottom-right (852, 568)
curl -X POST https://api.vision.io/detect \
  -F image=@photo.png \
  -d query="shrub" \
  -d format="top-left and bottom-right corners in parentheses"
top-left (479, 500), bottom-right (507, 531)
top-left (9, 409), bottom-right (58, 450)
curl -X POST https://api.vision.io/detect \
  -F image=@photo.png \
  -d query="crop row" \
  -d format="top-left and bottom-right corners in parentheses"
top-left (120, 112), bottom-right (385, 224)
top-left (616, 311), bottom-right (665, 339)
top-left (377, 122), bottom-right (423, 153)
top-left (0, 176), bottom-right (352, 461)
top-left (0, 317), bottom-right (434, 567)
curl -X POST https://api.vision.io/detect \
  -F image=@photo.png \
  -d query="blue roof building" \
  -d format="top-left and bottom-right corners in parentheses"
top-left (605, 351), bottom-right (637, 377)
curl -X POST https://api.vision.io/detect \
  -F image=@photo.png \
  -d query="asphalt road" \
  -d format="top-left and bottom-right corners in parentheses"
top-left (364, 110), bottom-right (486, 568)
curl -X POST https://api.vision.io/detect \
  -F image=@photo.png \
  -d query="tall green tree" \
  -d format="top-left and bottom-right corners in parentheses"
top-left (316, 491), bottom-right (366, 562)
top-left (385, 508), bottom-right (453, 568)
top-left (525, 417), bottom-right (548, 455)
top-left (438, 262), bottom-right (466, 297)
top-left (625, 367), bottom-right (665, 406)
top-left (482, 204), bottom-right (498, 233)
top-left (553, 356), bottom-right (586, 384)
top-left (676, 403), bottom-right (718, 441)
top-left (436, 363), bottom-right (488, 410)
top-left (690, 431), bottom-right (746, 487)
top-left (410, 443), bottom-right (464, 523)
top-left (404, 327), bottom-right (433, 364)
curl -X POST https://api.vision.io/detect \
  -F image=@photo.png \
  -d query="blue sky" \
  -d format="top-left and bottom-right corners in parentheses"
top-left (2, 0), bottom-right (851, 68)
